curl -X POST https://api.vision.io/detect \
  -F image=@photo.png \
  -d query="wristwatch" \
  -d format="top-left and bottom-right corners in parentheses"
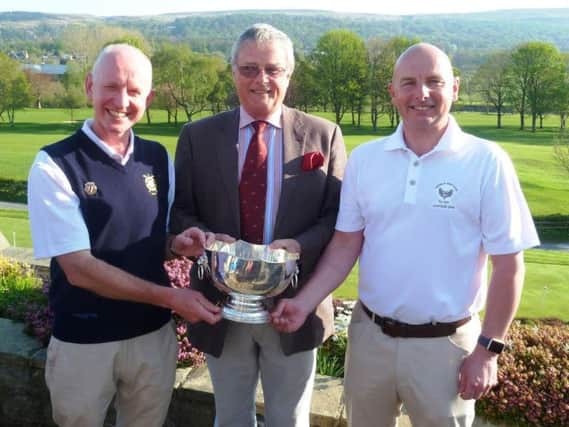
top-left (478, 335), bottom-right (505, 354)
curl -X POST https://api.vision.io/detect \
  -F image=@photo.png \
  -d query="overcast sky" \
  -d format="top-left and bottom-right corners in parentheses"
top-left (1, 0), bottom-right (568, 17)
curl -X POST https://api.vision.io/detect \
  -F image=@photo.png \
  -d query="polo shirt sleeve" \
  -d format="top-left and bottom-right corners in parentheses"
top-left (336, 148), bottom-right (365, 232)
top-left (28, 150), bottom-right (91, 259)
top-left (480, 147), bottom-right (540, 255)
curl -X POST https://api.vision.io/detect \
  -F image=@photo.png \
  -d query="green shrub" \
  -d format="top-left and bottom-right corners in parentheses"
top-left (0, 256), bottom-right (45, 320)
top-left (317, 332), bottom-right (347, 377)
top-left (477, 320), bottom-right (569, 427)
top-left (317, 302), bottom-right (568, 427)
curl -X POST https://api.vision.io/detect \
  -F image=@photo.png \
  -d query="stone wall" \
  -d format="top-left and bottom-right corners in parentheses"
top-left (0, 318), bottom-right (347, 427)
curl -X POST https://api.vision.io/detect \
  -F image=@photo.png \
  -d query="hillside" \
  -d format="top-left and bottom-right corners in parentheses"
top-left (1, 9), bottom-right (569, 72)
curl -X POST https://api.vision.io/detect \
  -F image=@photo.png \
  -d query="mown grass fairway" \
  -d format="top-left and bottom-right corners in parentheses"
top-left (0, 209), bottom-right (30, 249)
top-left (1, 108), bottom-right (568, 321)
top-left (2, 109), bottom-right (568, 220)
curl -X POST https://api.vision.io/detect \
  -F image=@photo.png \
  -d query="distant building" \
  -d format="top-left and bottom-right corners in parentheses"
top-left (8, 50), bottom-right (29, 60)
top-left (21, 63), bottom-right (67, 76)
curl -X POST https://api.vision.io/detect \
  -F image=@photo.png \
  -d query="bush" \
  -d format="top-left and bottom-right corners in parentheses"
top-left (164, 257), bottom-right (206, 367)
top-left (317, 301), bottom-right (569, 427)
top-left (0, 256), bottom-right (206, 368)
top-left (0, 257), bottom-right (52, 345)
top-left (316, 299), bottom-right (353, 377)
top-left (477, 320), bottom-right (569, 427)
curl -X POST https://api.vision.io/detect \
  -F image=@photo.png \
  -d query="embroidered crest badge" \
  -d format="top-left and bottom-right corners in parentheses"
top-left (83, 181), bottom-right (98, 196)
top-left (143, 174), bottom-right (158, 196)
top-left (433, 182), bottom-right (458, 209)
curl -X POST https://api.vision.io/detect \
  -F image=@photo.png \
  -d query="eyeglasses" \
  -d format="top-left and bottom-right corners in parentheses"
top-left (237, 64), bottom-right (287, 79)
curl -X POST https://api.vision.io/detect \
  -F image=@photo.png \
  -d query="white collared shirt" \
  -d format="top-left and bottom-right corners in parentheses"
top-left (336, 115), bottom-right (540, 323)
top-left (28, 120), bottom-right (175, 259)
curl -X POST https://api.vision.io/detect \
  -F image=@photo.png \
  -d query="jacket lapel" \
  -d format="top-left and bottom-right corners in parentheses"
top-left (274, 107), bottom-right (306, 235)
top-left (213, 108), bottom-right (241, 233)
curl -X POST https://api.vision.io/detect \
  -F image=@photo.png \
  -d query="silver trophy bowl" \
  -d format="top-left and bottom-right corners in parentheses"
top-left (204, 240), bottom-right (299, 323)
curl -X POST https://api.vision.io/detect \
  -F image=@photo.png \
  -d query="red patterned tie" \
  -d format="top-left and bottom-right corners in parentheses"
top-left (240, 121), bottom-right (268, 244)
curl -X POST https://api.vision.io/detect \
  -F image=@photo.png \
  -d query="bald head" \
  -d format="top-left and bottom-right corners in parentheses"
top-left (91, 44), bottom-right (152, 90)
top-left (388, 42), bottom-right (459, 149)
top-left (393, 43), bottom-right (454, 83)
top-left (85, 43), bottom-right (154, 145)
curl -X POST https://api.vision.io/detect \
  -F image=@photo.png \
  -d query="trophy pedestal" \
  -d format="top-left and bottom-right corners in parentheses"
top-left (222, 292), bottom-right (270, 324)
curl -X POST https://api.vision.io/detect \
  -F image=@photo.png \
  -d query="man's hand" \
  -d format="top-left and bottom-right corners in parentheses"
top-left (172, 227), bottom-right (211, 257)
top-left (458, 346), bottom-right (498, 400)
top-left (270, 298), bottom-right (310, 333)
top-left (269, 239), bottom-right (301, 254)
top-left (171, 288), bottom-right (222, 324)
top-left (214, 233), bottom-right (236, 244)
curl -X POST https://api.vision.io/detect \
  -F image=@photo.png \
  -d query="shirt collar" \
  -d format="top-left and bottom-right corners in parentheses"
top-left (82, 119), bottom-right (134, 165)
top-left (239, 106), bottom-right (282, 130)
top-left (384, 115), bottom-right (465, 154)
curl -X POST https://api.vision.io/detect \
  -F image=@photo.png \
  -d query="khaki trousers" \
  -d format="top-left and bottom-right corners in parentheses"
top-left (206, 322), bottom-right (316, 427)
top-left (45, 320), bottom-right (178, 427)
top-left (344, 302), bottom-right (479, 427)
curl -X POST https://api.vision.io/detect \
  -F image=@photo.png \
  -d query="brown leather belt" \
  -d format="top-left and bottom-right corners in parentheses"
top-left (361, 302), bottom-right (471, 338)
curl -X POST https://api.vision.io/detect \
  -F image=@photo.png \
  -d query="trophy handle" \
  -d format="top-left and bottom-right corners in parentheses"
top-left (196, 254), bottom-right (210, 280)
top-left (290, 265), bottom-right (299, 289)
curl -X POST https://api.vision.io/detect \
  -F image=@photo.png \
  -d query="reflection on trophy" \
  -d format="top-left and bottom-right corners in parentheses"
top-left (200, 240), bottom-right (299, 324)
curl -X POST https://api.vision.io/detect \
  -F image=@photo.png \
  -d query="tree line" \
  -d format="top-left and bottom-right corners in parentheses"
top-left (1, 26), bottom-right (568, 132)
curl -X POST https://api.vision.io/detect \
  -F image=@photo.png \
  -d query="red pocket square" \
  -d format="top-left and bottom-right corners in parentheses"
top-left (302, 151), bottom-right (324, 171)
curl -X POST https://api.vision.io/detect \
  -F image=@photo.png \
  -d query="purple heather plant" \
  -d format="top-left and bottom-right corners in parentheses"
top-left (164, 257), bottom-right (206, 367)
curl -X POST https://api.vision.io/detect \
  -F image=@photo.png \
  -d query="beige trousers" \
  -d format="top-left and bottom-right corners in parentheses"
top-left (206, 322), bottom-right (316, 427)
top-left (344, 302), bottom-right (479, 427)
top-left (45, 320), bottom-right (178, 427)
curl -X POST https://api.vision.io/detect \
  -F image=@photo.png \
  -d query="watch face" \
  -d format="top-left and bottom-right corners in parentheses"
top-left (488, 339), bottom-right (505, 354)
top-left (478, 335), bottom-right (505, 354)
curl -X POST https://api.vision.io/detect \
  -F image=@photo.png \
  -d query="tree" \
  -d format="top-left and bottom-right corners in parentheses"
top-left (61, 24), bottom-right (150, 73)
top-left (24, 70), bottom-right (59, 109)
top-left (473, 51), bottom-right (512, 128)
top-left (153, 44), bottom-right (224, 123)
top-left (287, 55), bottom-right (319, 112)
top-left (0, 53), bottom-right (31, 126)
top-left (509, 42), bottom-right (567, 131)
top-left (59, 62), bottom-right (85, 121)
top-left (208, 64), bottom-right (234, 114)
top-left (312, 30), bottom-right (367, 125)
top-left (367, 36), bottom-right (418, 131)
top-left (554, 130), bottom-right (569, 175)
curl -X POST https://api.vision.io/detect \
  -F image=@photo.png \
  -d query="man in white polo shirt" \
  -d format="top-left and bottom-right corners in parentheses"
top-left (271, 43), bottom-right (540, 426)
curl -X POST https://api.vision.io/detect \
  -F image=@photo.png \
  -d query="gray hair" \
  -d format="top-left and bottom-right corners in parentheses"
top-left (230, 23), bottom-right (295, 73)
top-left (91, 43), bottom-right (152, 85)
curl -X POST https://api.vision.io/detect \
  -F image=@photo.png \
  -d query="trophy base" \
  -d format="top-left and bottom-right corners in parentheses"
top-left (222, 293), bottom-right (271, 324)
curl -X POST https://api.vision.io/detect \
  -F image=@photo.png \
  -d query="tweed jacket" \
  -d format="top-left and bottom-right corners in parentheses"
top-left (170, 106), bottom-right (347, 356)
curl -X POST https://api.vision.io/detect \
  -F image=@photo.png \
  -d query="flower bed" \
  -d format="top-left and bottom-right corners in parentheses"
top-left (323, 299), bottom-right (569, 427)
top-left (2, 258), bottom-right (567, 426)
top-left (0, 256), bottom-right (205, 367)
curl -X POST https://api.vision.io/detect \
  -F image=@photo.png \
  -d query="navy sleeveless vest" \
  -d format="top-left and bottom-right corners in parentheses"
top-left (43, 130), bottom-right (171, 343)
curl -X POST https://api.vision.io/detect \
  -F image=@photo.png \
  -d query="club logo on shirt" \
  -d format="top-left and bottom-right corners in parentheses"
top-left (433, 182), bottom-right (457, 209)
top-left (143, 174), bottom-right (158, 196)
top-left (83, 181), bottom-right (98, 196)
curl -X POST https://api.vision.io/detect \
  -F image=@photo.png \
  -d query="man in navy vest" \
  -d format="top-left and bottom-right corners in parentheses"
top-left (28, 44), bottom-right (221, 427)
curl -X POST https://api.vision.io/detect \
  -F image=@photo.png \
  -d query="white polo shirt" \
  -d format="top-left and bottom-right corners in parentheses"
top-left (336, 116), bottom-right (540, 324)
top-left (28, 120), bottom-right (175, 259)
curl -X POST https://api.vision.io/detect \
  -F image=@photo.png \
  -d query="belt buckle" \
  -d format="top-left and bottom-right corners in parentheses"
top-left (380, 317), bottom-right (399, 337)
